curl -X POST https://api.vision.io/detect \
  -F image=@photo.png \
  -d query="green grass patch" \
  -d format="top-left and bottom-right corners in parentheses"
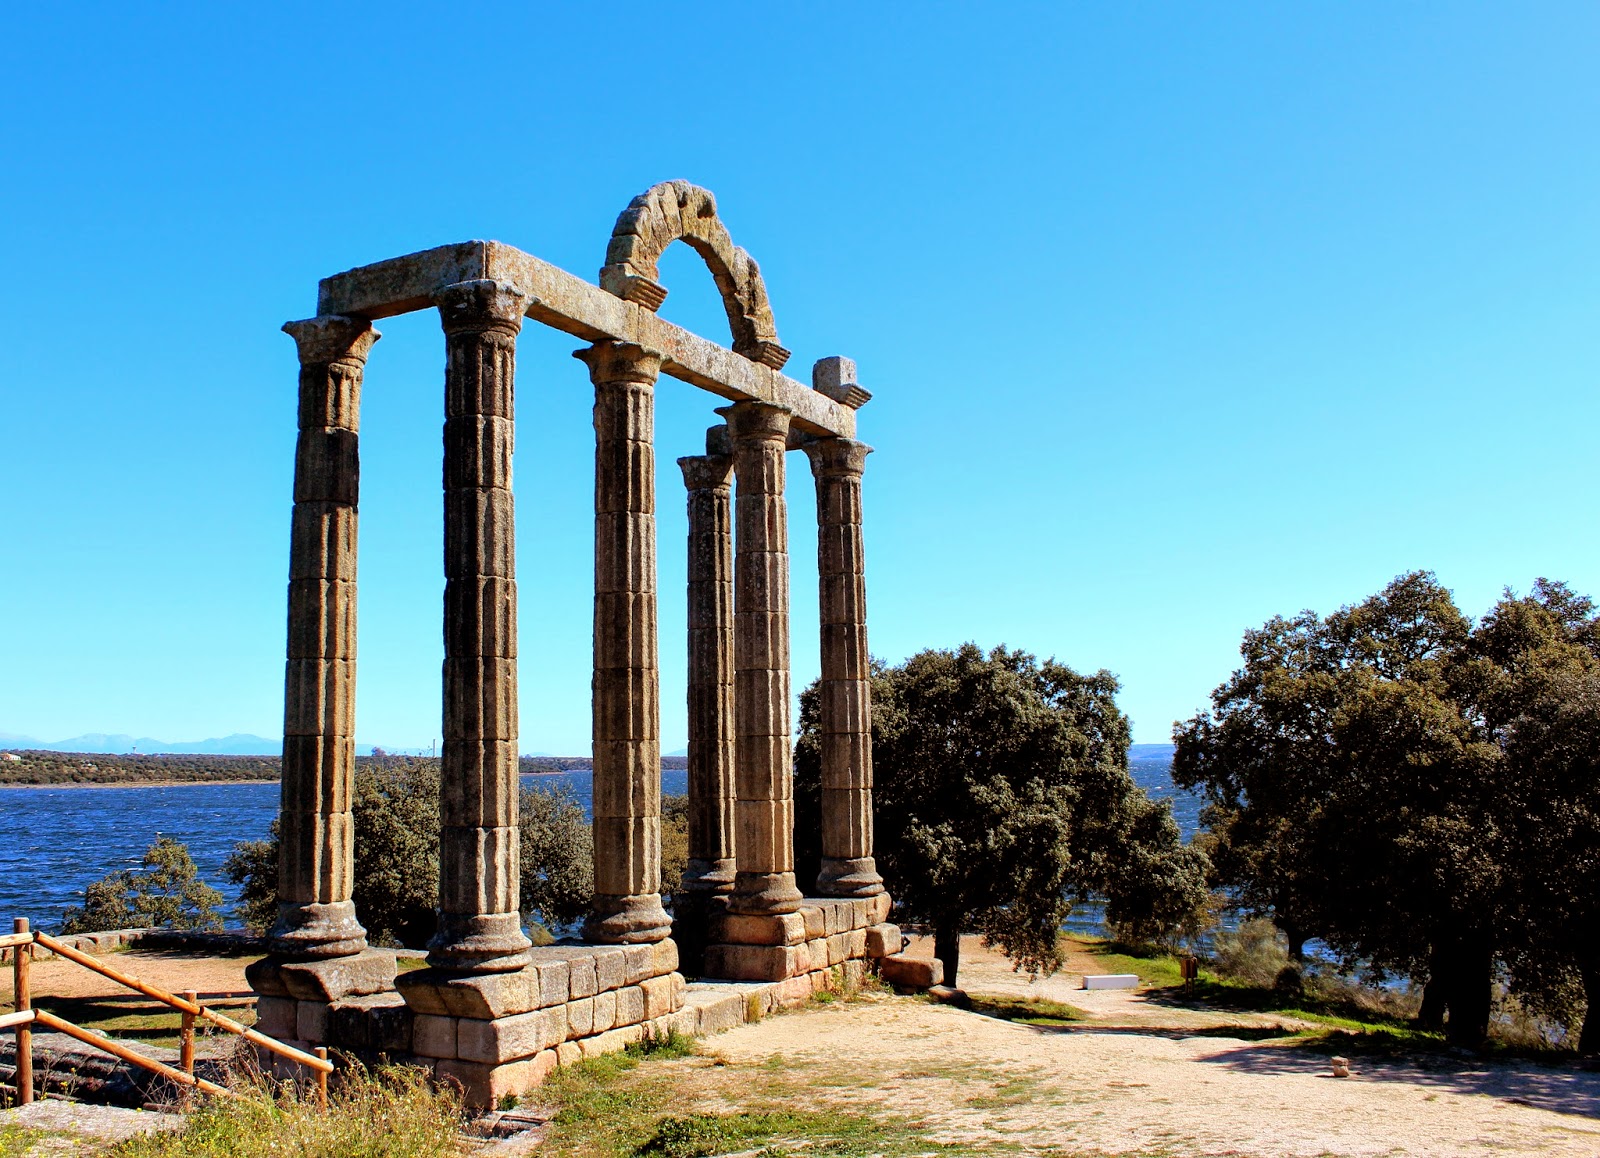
top-left (0, 1124), bottom-right (53, 1157)
top-left (967, 994), bottom-right (1088, 1027)
top-left (1067, 936), bottom-right (1184, 987)
top-left (634, 1109), bottom-right (938, 1157)
top-left (104, 1063), bottom-right (464, 1157)
top-left (34, 994), bottom-right (255, 1050)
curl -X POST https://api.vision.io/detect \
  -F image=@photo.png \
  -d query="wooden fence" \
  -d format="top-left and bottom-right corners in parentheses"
top-left (3, 918), bottom-right (331, 1109)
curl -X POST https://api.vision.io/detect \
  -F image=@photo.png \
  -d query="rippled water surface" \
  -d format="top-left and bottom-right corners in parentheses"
top-left (0, 755), bottom-right (1196, 934)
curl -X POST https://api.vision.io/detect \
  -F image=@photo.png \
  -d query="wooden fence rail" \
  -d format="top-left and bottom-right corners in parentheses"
top-left (5, 918), bottom-right (329, 1110)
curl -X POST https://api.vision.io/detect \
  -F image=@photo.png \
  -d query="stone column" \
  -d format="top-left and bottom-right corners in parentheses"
top-left (804, 438), bottom-right (885, 897)
top-left (678, 433), bottom-right (736, 893)
top-left (580, 340), bottom-right (672, 943)
top-left (430, 280), bottom-right (533, 973)
top-left (271, 315), bottom-right (377, 959)
top-left (722, 401), bottom-right (803, 915)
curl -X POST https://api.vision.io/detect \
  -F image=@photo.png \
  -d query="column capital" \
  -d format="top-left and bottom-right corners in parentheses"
top-left (678, 453), bottom-right (734, 492)
top-left (803, 436), bottom-right (873, 479)
top-left (574, 339), bottom-right (664, 384)
top-left (282, 316), bottom-right (379, 367)
top-left (432, 279), bottom-right (530, 336)
top-left (717, 400), bottom-right (792, 444)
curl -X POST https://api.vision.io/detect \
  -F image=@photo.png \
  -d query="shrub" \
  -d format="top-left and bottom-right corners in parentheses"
top-left (61, 836), bottom-right (222, 934)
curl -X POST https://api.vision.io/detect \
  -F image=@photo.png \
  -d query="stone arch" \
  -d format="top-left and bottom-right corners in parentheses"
top-left (600, 180), bottom-right (790, 370)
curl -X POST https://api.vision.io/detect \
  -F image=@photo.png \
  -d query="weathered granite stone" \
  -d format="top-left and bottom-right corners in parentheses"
top-left (396, 967), bottom-right (539, 1020)
top-left (865, 924), bottom-right (901, 958)
top-left (275, 949), bottom-right (397, 1002)
top-left (412, 1014), bottom-right (458, 1060)
top-left (436, 1051), bottom-right (556, 1109)
top-left (430, 280), bottom-right (533, 975)
top-left (679, 443), bottom-right (737, 894)
top-left (271, 315), bottom-right (377, 962)
top-left (879, 954), bottom-right (943, 990)
top-left (329, 992), bottom-right (412, 1053)
top-left (720, 401), bottom-right (803, 916)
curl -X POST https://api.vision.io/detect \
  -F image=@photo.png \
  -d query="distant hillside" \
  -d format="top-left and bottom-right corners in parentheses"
top-left (0, 751), bottom-right (688, 786)
top-left (0, 732), bottom-right (283, 755)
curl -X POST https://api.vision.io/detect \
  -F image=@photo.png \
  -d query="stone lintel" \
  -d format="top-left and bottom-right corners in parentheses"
top-left (247, 948), bottom-right (397, 1002)
top-left (314, 241), bottom-right (856, 439)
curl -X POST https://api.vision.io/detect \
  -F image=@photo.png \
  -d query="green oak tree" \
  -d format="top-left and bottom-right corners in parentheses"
top-left (795, 644), bottom-right (1208, 987)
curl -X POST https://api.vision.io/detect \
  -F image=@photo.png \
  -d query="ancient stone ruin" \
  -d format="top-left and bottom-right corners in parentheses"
top-left (246, 182), bottom-right (923, 1106)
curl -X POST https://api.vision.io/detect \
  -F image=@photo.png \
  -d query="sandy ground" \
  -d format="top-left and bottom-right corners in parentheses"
top-left (683, 937), bottom-right (1600, 1156)
top-left (1, 949), bottom-right (258, 1005)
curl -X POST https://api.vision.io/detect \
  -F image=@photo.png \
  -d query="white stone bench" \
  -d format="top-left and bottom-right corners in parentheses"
top-left (1081, 974), bottom-right (1139, 990)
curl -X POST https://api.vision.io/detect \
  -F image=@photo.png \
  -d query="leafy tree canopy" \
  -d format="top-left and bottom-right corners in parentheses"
top-left (63, 834), bottom-right (223, 934)
top-left (796, 643), bottom-right (1208, 986)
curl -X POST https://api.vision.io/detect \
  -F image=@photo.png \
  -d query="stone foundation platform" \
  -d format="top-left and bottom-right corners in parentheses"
top-left (705, 895), bottom-right (896, 982)
top-left (248, 941), bottom-right (685, 1107)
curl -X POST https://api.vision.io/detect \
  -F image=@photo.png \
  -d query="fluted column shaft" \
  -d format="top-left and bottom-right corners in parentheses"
top-left (271, 316), bottom-right (377, 960)
top-left (430, 280), bottom-right (533, 973)
top-left (723, 401), bottom-right (803, 915)
top-left (678, 448), bottom-right (736, 893)
top-left (805, 438), bottom-right (884, 897)
top-left (581, 340), bottom-right (672, 943)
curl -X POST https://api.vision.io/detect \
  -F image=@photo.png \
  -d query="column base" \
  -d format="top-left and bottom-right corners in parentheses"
top-left (680, 857), bottom-right (737, 893)
top-left (267, 900), bottom-right (368, 960)
top-left (584, 893), bottom-right (672, 944)
top-left (816, 857), bottom-right (885, 898)
top-left (727, 871), bottom-right (803, 916)
top-left (427, 912), bottom-right (532, 973)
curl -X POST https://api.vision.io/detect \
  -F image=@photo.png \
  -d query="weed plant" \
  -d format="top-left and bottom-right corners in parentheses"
top-left (105, 1061), bottom-right (465, 1158)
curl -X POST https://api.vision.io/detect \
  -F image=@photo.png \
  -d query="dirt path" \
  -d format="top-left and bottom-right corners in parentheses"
top-left (700, 992), bottom-right (1600, 1156)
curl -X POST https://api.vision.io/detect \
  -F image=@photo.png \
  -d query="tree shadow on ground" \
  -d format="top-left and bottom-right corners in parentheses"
top-left (1189, 1039), bottom-right (1600, 1120)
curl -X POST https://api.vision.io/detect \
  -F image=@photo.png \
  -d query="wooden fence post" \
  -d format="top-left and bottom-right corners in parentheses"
top-left (314, 1047), bottom-right (329, 1111)
top-left (12, 918), bottom-right (31, 1106)
top-left (179, 989), bottom-right (197, 1108)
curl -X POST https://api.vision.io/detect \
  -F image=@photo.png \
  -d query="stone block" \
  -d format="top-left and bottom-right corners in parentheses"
top-left (566, 996), bottom-right (595, 1038)
top-left (651, 938), bottom-right (680, 976)
top-left (842, 958), bottom-right (868, 990)
top-left (592, 988), bottom-right (618, 1032)
top-left (865, 924), bottom-right (901, 958)
top-left (879, 954), bottom-right (943, 990)
top-left (412, 1014), bottom-right (459, 1060)
top-left (397, 966), bottom-right (539, 1019)
top-left (245, 958), bottom-right (290, 998)
top-left (616, 985), bottom-right (646, 1025)
top-left (536, 960), bottom-right (571, 1007)
top-left (672, 972), bottom-right (687, 1008)
top-left (568, 956), bottom-right (597, 999)
top-left (799, 905), bottom-right (826, 941)
top-left (556, 1040), bottom-right (583, 1068)
top-left (685, 990), bottom-right (746, 1035)
top-left (871, 893), bottom-right (893, 923)
top-left (851, 898), bottom-right (874, 929)
top-left (845, 929), bottom-right (867, 959)
top-left (777, 975), bottom-right (813, 1006)
top-left (580, 1024), bottom-right (642, 1059)
top-left (640, 975), bottom-right (675, 1019)
top-left (436, 1052), bottom-right (556, 1110)
top-left (296, 999), bottom-right (331, 1043)
top-left (278, 950), bottom-right (397, 1002)
top-left (705, 943), bottom-right (796, 982)
top-left (595, 948), bottom-right (627, 991)
top-left (624, 944), bottom-right (654, 985)
top-left (329, 992), bottom-right (412, 1053)
top-left (255, 996), bottom-right (298, 1039)
top-left (455, 1006), bottom-right (565, 1065)
top-left (713, 912), bottom-right (806, 946)
top-left (822, 902), bottom-right (845, 936)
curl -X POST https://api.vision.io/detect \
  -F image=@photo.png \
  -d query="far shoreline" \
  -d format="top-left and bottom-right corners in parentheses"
top-left (0, 768), bottom-right (602, 790)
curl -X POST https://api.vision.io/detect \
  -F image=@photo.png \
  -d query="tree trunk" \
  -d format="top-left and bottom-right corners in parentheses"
top-left (934, 922), bottom-right (962, 990)
top-left (1443, 930), bottom-right (1493, 1049)
top-left (1278, 920), bottom-right (1307, 963)
top-left (1580, 966), bottom-right (1600, 1056)
top-left (1416, 943), bottom-right (1448, 1031)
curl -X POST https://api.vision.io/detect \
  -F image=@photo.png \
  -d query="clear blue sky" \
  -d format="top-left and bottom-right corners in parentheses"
top-left (3, 4), bottom-right (1597, 751)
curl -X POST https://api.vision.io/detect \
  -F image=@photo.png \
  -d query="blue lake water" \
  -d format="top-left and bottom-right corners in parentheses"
top-left (0, 755), bottom-right (1199, 934)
